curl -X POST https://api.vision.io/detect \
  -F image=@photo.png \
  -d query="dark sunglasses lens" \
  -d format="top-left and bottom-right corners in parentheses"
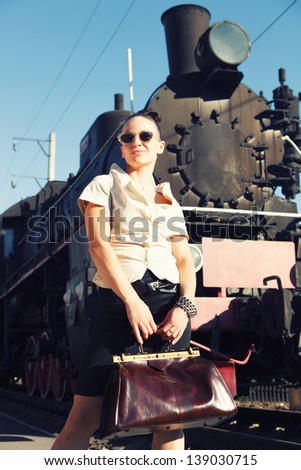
top-left (120, 133), bottom-right (134, 143)
top-left (120, 131), bottom-right (154, 143)
top-left (140, 132), bottom-right (153, 142)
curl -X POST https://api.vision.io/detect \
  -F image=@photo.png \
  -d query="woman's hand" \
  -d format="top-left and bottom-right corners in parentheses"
top-left (125, 296), bottom-right (158, 345)
top-left (156, 306), bottom-right (189, 345)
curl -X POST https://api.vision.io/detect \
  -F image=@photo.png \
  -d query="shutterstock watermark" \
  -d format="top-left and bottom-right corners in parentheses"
top-left (185, 210), bottom-right (278, 242)
top-left (25, 206), bottom-right (278, 245)
top-left (25, 207), bottom-right (187, 244)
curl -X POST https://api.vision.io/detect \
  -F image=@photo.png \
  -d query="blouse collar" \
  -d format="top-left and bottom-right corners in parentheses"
top-left (110, 163), bottom-right (174, 203)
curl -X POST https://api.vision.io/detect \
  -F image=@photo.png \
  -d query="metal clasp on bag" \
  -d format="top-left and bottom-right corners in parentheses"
top-left (112, 344), bottom-right (200, 363)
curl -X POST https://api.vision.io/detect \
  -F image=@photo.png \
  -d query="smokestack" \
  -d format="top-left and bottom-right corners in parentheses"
top-left (161, 5), bottom-right (211, 79)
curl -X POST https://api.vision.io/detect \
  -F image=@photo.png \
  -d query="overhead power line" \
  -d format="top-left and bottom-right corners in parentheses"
top-left (51, 0), bottom-right (136, 131)
top-left (21, 0), bottom-right (103, 141)
top-left (1, 0), bottom-right (103, 208)
top-left (8, 0), bottom-right (136, 187)
top-left (252, 0), bottom-right (297, 44)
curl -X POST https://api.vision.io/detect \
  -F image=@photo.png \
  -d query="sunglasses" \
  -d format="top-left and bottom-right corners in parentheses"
top-left (117, 131), bottom-right (159, 144)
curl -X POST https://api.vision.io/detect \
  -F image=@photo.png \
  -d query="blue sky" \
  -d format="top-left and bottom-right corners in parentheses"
top-left (0, 0), bottom-right (300, 213)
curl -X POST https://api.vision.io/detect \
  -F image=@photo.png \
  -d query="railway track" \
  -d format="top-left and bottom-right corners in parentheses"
top-left (1, 386), bottom-right (301, 450)
top-left (186, 407), bottom-right (301, 450)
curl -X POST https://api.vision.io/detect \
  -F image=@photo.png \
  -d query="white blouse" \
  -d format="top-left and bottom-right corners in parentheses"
top-left (78, 164), bottom-right (188, 288)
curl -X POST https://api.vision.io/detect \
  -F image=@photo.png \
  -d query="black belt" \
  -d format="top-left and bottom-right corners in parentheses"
top-left (132, 278), bottom-right (179, 295)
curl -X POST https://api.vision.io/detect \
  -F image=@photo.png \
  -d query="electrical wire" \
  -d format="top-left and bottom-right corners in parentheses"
top-left (1, 0), bottom-right (103, 209)
top-left (4, 0), bottom-right (136, 201)
top-left (252, 0), bottom-right (297, 44)
top-left (51, 0), bottom-right (136, 131)
top-left (21, 0), bottom-right (103, 142)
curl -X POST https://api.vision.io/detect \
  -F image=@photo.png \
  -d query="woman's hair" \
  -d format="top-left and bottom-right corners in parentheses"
top-left (122, 109), bottom-right (162, 139)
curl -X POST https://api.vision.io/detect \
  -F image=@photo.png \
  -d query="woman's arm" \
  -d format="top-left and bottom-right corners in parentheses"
top-left (172, 236), bottom-right (196, 300)
top-left (157, 236), bottom-right (196, 344)
top-left (84, 202), bottom-right (157, 344)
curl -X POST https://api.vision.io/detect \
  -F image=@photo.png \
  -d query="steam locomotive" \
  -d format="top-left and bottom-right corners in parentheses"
top-left (1, 4), bottom-right (301, 402)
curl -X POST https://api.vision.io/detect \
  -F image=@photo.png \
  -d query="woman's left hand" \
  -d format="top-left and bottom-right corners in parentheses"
top-left (156, 306), bottom-right (189, 345)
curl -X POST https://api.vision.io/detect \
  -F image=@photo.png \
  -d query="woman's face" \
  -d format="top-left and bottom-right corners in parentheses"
top-left (119, 116), bottom-right (165, 171)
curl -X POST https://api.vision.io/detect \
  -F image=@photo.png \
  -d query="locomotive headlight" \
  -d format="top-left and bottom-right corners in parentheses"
top-left (195, 21), bottom-right (251, 71)
top-left (189, 244), bottom-right (203, 272)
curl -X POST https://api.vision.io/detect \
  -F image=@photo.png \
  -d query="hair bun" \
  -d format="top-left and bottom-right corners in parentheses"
top-left (137, 108), bottom-right (161, 123)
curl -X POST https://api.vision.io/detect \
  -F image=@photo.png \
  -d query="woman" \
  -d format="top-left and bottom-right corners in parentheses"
top-left (51, 110), bottom-right (197, 450)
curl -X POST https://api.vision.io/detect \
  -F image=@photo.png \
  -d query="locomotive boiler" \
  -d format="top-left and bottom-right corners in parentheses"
top-left (0, 4), bottom-right (301, 403)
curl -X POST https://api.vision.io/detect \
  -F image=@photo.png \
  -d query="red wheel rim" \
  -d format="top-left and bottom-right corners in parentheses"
top-left (37, 332), bottom-right (51, 398)
top-left (67, 360), bottom-right (77, 396)
top-left (37, 354), bottom-right (51, 398)
top-left (50, 356), bottom-right (67, 401)
top-left (24, 336), bottom-right (37, 396)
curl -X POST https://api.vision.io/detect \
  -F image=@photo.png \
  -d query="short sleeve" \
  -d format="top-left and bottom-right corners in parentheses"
top-left (77, 174), bottom-right (113, 214)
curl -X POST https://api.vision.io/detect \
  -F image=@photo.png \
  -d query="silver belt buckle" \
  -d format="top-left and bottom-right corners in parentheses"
top-left (148, 280), bottom-right (161, 291)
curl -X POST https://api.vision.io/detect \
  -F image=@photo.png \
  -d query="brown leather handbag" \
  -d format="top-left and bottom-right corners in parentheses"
top-left (99, 348), bottom-right (237, 439)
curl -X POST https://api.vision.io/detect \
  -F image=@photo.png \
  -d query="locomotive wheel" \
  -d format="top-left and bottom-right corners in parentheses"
top-left (24, 335), bottom-right (37, 396)
top-left (50, 356), bottom-right (68, 402)
top-left (37, 331), bottom-right (52, 399)
top-left (37, 354), bottom-right (51, 398)
top-left (68, 360), bottom-right (77, 396)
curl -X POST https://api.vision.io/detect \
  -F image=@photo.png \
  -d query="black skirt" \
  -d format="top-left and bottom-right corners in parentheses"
top-left (75, 270), bottom-right (191, 396)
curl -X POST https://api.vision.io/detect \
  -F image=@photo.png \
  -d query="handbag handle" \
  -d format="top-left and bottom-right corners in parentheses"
top-left (138, 340), bottom-right (173, 354)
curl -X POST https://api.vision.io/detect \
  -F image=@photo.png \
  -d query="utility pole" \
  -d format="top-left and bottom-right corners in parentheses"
top-left (12, 132), bottom-right (56, 181)
top-left (48, 132), bottom-right (56, 181)
top-left (127, 48), bottom-right (134, 114)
